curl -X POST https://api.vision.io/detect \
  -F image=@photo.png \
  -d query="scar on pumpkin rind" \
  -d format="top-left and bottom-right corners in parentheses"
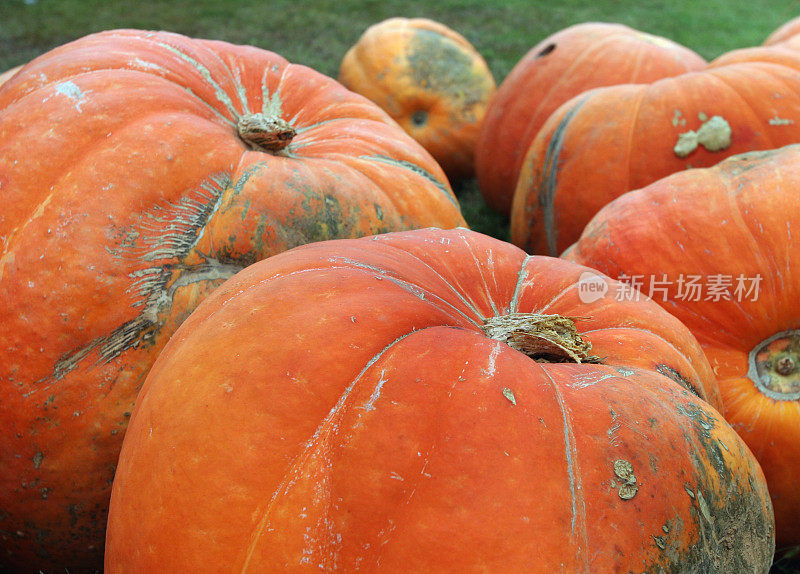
top-left (33, 173), bottom-right (244, 390)
top-left (673, 115), bottom-right (732, 158)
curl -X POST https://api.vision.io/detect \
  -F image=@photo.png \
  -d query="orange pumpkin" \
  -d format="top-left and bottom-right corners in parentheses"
top-left (511, 60), bottom-right (800, 256)
top-left (564, 144), bottom-right (800, 546)
top-left (106, 227), bottom-right (774, 572)
top-left (474, 22), bottom-right (706, 215)
top-left (0, 29), bottom-right (464, 572)
top-left (339, 17), bottom-right (496, 181)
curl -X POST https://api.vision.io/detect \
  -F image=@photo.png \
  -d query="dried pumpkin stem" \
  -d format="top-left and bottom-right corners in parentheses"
top-left (237, 113), bottom-right (296, 153)
top-left (480, 312), bottom-right (600, 363)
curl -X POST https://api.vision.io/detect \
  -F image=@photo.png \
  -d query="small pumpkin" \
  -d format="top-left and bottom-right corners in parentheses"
top-left (0, 29), bottom-right (464, 573)
top-left (474, 22), bottom-right (706, 215)
top-left (511, 59), bottom-right (800, 256)
top-left (339, 17), bottom-right (496, 181)
top-left (106, 227), bottom-right (773, 572)
top-left (564, 144), bottom-right (800, 546)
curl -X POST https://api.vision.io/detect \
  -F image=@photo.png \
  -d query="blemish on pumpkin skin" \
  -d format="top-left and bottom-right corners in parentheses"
top-left (656, 364), bottom-right (702, 399)
top-left (502, 387), bottom-right (516, 405)
top-left (53, 81), bottom-right (89, 113)
top-left (769, 116), bottom-right (794, 126)
top-left (406, 29), bottom-right (489, 109)
top-left (612, 459), bottom-right (638, 500)
top-left (673, 115), bottom-right (732, 158)
top-left (30, 172), bottom-right (248, 392)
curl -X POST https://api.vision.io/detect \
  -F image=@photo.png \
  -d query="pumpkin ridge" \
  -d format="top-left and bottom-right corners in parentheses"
top-left (580, 326), bottom-right (707, 393)
top-left (359, 240), bottom-right (489, 323)
top-left (460, 237), bottom-right (504, 316)
top-left (190, 39), bottom-right (258, 116)
top-left (429, 231), bottom-right (496, 318)
top-left (508, 254), bottom-right (534, 314)
top-left (624, 86), bottom-right (648, 199)
top-left (2, 105), bottom-right (228, 270)
top-left (153, 40), bottom-right (242, 118)
top-left (722, 62), bottom-right (800, 132)
top-left (128, 67), bottom-right (237, 125)
top-left (721, 174), bottom-right (777, 320)
top-left (670, 400), bottom-right (766, 569)
top-left (31, 256), bottom-right (242, 395)
top-left (260, 60), bottom-right (289, 119)
top-left (239, 327), bottom-right (428, 570)
top-left (702, 65), bottom-right (782, 150)
top-left (538, 95), bottom-right (590, 256)
top-left (358, 154), bottom-right (456, 207)
top-left (535, 276), bottom-right (578, 315)
top-left (727, 151), bottom-right (791, 285)
top-left (327, 254), bottom-right (484, 326)
top-left (539, 364), bottom-right (590, 566)
top-left (529, 30), bottom-right (621, 126)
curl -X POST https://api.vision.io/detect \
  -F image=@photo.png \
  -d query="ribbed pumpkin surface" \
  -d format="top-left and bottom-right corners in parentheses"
top-left (511, 60), bottom-right (800, 256)
top-left (474, 22), bottom-right (705, 215)
top-left (106, 228), bottom-right (774, 573)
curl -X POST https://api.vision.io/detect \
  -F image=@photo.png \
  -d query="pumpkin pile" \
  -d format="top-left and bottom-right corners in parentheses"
top-left (2, 11), bottom-right (800, 574)
top-left (0, 28), bottom-right (463, 573)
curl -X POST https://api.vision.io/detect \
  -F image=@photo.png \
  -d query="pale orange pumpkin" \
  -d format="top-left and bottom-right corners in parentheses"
top-left (339, 17), bottom-right (496, 180)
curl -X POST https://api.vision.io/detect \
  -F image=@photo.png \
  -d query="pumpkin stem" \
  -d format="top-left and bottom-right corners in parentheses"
top-left (237, 113), bottom-right (296, 153)
top-left (480, 313), bottom-right (600, 363)
top-left (748, 330), bottom-right (800, 401)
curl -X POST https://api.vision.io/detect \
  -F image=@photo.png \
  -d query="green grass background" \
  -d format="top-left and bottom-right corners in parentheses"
top-left (2, 0), bottom-right (800, 570)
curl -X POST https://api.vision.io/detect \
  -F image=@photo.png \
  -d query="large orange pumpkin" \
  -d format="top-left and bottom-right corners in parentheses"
top-left (0, 29), bottom-right (464, 572)
top-left (511, 59), bottom-right (800, 256)
top-left (564, 144), bottom-right (800, 547)
top-left (106, 227), bottom-right (774, 572)
top-left (339, 17), bottom-right (496, 181)
top-left (474, 22), bottom-right (706, 215)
